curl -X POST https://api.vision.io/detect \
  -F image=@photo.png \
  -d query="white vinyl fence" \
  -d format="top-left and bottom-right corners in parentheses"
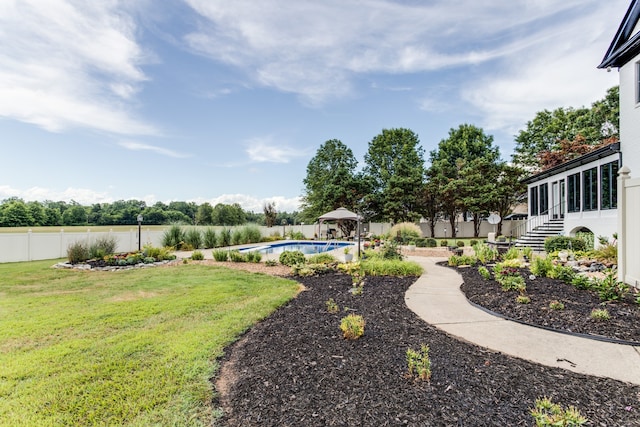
top-left (619, 166), bottom-right (640, 287)
top-left (0, 220), bottom-right (523, 264)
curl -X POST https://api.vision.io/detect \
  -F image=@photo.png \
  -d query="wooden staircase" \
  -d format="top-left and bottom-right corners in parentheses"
top-left (514, 218), bottom-right (564, 252)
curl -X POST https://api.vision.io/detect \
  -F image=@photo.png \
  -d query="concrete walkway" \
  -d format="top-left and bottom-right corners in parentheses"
top-left (404, 256), bottom-right (640, 385)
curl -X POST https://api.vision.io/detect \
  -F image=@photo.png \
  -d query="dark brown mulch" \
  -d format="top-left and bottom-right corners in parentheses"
top-left (457, 264), bottom-right (640, 344)
top-left (214, 272), bottom-right (640, 426)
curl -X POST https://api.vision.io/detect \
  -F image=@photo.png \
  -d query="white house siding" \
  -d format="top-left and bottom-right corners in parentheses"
top-left (526, 150), bottom-right (620, 247)
top-left (619, 53), bottom-right (640, 174)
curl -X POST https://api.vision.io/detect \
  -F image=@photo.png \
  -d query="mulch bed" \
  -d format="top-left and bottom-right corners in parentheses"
top-left (213, 272), bottom-right (640, 426)
top-left (458, 264), bottom-right (640, 344)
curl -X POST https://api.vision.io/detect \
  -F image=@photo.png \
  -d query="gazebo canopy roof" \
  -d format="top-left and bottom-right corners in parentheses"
top-left (318, 207), bottom-right (361, 222)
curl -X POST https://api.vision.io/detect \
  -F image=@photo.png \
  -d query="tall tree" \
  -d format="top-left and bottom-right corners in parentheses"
top-left (489, 164), bottom-right (528, 236)
top-left (512, 86), bottom-right (619, 170)
top-left (363, 128), bottom-right (425, 223)
top-left (263, 202), bottom-right (278, 227)
top-left (428, 124), bottom-right (500, 238)
top-left (301, 139), bottom-right (366, 223)
top-left (195, 202), bottom-right (214, 225)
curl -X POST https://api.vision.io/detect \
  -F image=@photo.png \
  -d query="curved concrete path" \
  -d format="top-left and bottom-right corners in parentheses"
top-left (404, 256), bottom-right (640, 385)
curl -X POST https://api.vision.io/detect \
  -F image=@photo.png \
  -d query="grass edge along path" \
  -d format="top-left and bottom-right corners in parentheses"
top-left (0, 260), bottom-right (299, 426)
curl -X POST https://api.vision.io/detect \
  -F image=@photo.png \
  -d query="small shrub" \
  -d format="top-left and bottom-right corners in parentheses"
top-left (591, 242), bottom-right (617, 264)
top-left (576, 231), bottom-right (595, 251)
top-left (502, 247), bottom-right (522, 261)
top-left (293, 263), bottom-right (333, 276)
top-left (478, 266), bottom-right (491, 280)
top-left (326, 298), bottom-right (339, 313)
top-left (516, 295), bottom-right (531, 304)
top-left (308, 253), bottom-right (336, 264)
top-left (360, 259), bottom-right (423, 276)
top-left (448, 255), bottom-right (477, 267)
top-left (180, 242), bottom-right (194, 252)
top-left (380, 240), bottom-right (403, 260)
top-left (265, 259), bottom-right (278, 267)
top-left (279, 250), bottom-right (306, 266)
top-left (456, 240), bottom-right (465, 248)
top-left (340, 314), bottom-right (365, 340)
top-left (440, 240), bottom-right (448, 247)
top-left (500, 275), bottom-right (526, 292)
top-left (544, 236), bottom-right (586, 253)
top-left (500, 258), bottom-right (524, 268)
top-left (89, 236), bottom-right (117, 259)
top-left (184, 228), bottom-right (202, 249)
top-left (590, 308), bottom-right (610, 321)
top-left (571, 274), bottom-right (593, 290)
top-left (191, 250), bottom-right (204, 260)
top-left (530, 396), bottom-right (587, 426)
top-left (228, 250), bottom-right (247, 262)
top-left (162, 224), bottom-right (185, 249)
top-left (470, 239), bottom-right (478, 246)
top-left (594, 269), bottom-right (628, 302)
top-left (287, 230), bottom-right (305, 240)
top-left (67, 241), bottom-right (90, 264)
top-left (230, 228), bottom-right (244, 246)
top-left (388, 222), bottom-right (422, 243)
top-left (548, 265), bottom-right (576, 282)
top-left (143, 256), bottom-right (156, 264)
top-left (530, 256), bottom-right (553, 278)
top-left (415, 238), bottom-right (428, 247)
top-left (143, 245), bottom-right (174, 261)
top-left (522, 246), bottom-right (533, 260)
top-left (473, 243), bottom-right (498, 264)
top-left (406, 344), bottom-right (431, 381)
top-left (421, 238), bottom-right (435, 247)
top-left (243, 225), bottom-right (263, 244)
top-left (212, 249), bottom-right (228, 262)
top-left (245, 250), bottom-right (262, 263)
top-left (549, 300), bottom-right (565, 310)
top-left (203, 228), bottom-right (217, 248)
top-left (217, 228), bottom-right (232, 247)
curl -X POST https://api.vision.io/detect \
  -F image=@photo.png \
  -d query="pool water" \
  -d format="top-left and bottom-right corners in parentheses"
top-left (240, 241), bottom-right (352, 255)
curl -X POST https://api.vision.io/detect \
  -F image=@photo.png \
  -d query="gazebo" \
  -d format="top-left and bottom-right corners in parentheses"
top-left (318, 207), bottom-right (362, 257)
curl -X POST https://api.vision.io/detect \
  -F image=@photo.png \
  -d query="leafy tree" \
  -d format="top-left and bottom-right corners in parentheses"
top-left (211, 203), bottom-right (245, 226)
top-left (490, 164), bottom-right (527, 236)
top-left (26, 201), bottom-right (45, 226)
top-left (512, 86), bottom-right (619, 170)
top-left (195, 202), bottom-right (213, 225)
top-left (363, 129), bottom-right (425, 223)
top-left (141, 207), bottom-right (168, 224)
top-left (168, 201), bottom-right (196, 224)
top-left (417, 180), bottom-right (440, 238)
top-left (301, 139), bottom-right (366, 225)
top-left (428, 124), bottom-right (500, 238)
top-left (0, 198), bottom-right (33, 227)
top-left (62, 203), bottom-right (88, 226)
top-left (263, 202), bottom-right (278, 227)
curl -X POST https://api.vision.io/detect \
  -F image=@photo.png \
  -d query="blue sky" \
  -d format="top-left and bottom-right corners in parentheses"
top-left (0, 0), bottom-right (625, 213)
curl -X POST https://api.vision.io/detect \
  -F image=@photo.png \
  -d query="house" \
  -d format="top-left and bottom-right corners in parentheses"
top-left (517, 143), bottom-right (621, 251)
top-left (598, 0), bottom-right (640, 286)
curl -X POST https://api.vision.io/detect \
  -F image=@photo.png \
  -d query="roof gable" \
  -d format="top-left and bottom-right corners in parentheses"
top-left (599, 0), bottom-right (640, 68)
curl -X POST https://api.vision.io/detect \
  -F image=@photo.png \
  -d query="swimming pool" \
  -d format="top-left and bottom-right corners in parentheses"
top-left (240, 241), bottom-right (353, 255)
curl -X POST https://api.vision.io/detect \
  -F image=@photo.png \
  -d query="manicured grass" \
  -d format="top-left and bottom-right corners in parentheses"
top-left (0, 260), bottom-right (299, 426)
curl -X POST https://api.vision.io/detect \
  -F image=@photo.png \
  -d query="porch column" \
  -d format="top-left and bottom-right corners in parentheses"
top-left (618, 166), bottom-right (630, 283)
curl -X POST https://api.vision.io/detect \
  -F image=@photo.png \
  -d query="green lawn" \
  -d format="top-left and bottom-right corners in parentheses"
top-left (0, 260), bottom-right (299, 426)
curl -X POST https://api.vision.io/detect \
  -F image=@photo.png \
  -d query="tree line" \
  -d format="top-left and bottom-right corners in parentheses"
top-left (0, 198), bottom-right (299, 228)
top-left (300, 87), bottom-right (619, 238)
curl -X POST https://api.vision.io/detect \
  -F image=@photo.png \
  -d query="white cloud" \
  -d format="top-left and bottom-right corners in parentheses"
top-left (462, 1), bottom-right (624, 136)
top-left (202, 194), bottom-right (302, 213)
top-left (0, 0), bottom-right (158, 135)
top-left (118, 141), bottom-right (191, 158)
top-left (182, 0), bottom-right (605, 106)
top-left (245, 136), bottom-right (308, 163)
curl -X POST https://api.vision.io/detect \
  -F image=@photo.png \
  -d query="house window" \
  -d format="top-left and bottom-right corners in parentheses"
top-left (539, 183), bottom-right (549, 214)
top-left (582, 167), bottom-right (598, 211)
top-left (600, 161), bottom-right (618, 209)
top-left (567, 173), bottom-right (580, 212)
top-left (530, 186), bottom-right (539, 216)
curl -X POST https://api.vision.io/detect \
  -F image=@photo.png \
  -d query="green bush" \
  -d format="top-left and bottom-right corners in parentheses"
top-left (456, 240), bottom-right (465, 248)
top-left (469, 239), bottom-right (478, 247)
top-left (530, 256), bottom-right (553, 278)
top-left (190, 250), bottom-right (204, 260)
top-left (217, 228), bottom-right (232, 247)
top-left (448, 255), bottom-right (477, 267)
top-left (89, 236), bottom-right (117, 259)
top-left (426, 238), bottom-right (437, 248)
top-left (212, 249), bottom-right (228, 262)
top-left (440, 240), bottom-right (448, 247)
top-left (308, 253), bottom-right (336, 264)
top-left (499, 275), bottom-right (526, 292)
top-left (502, 247), bottom-right (522, 261)
top-left (184, 228), bottom-right (202, 249)
top-left (162, 224), bottom-right (184, 249)
top-left (478, 266), bottom-right (491, 280)
top-left (279, 250), bottom-right (306, 266)
top-left (594, 269), bottom-right (629, 302)
top-left (67, 241), bottom-right (90, 264)
top-left (231, 228), bottom-right (244, 246)
top-left (287, 230), bottom-right (306, 240)
top-left (243, 225), bottom-right (263, 243)
top-left (473, 243), bottom-right (498, 264)
top-left (228, 250), bottom-right (246, 262)
top-left (143, 245), bottom-right (174, 261)
top-left (360, 259), bottom-right (423, 276)
top-left (406, 344), bottom-right (431, 381)
top-left (245, 250), bottom-right (262, 263)
top-left (530, 396), bottom-right (587, 426)
top-left (548, 265), bottom-right (576, 282)
top-left (544, 236), bottom-right (586, 253)
top-left (388, 222), bottom-right (422, 243)
top-left (340, 314), bottom-right (365, 340)
top-left (203, 228), bottom-right (217, 248)
top-left (570, 275), bottom-right (593, 290)
top-left (380, 240), bottom-right (403, 260)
